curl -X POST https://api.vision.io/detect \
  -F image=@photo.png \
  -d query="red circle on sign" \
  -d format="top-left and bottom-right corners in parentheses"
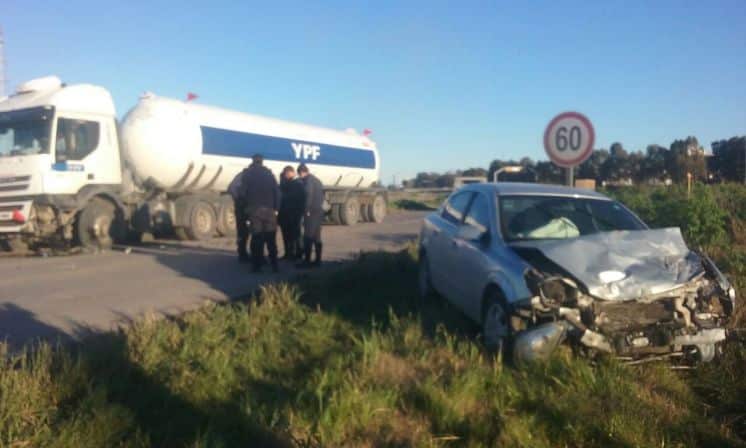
top-left (543, 111), bottom-right (595, 168)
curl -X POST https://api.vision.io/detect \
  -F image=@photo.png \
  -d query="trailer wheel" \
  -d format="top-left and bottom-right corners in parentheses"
top-left (184, 200), bottom-right (216, 240)
top-left (359, 203), bottom-right (371, 222)
top-left (340, 195), bottom-right (360, 225)
top-left (329, 204), bottom-right (342, 225)
top-left (216, 197), bottom-right (236, 237)
top-left (368, 194), bottom-right (387, 223)
top-left (76, 197), bottom-right (125, 250)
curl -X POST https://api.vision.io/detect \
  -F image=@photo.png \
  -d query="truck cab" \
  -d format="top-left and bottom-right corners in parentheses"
top-left (0, 76), bottom-right (124, 249)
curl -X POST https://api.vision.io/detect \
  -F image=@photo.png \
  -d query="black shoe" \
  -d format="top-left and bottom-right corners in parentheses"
top-left (281, 254), bottom-right (292, 260)
top-left (311, 260), bottom-right (321, 268)
top-left (295, 261), bottom-right (313, 269)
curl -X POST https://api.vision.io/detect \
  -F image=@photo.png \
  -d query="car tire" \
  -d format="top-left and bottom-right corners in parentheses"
top-left (482, 292), bottom-right (512, 360)
top-left (418, 254), bottom-right (436, 301)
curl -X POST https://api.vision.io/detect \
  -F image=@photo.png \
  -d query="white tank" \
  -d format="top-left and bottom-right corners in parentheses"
top-left (120, 95), bottom-right (380, 193)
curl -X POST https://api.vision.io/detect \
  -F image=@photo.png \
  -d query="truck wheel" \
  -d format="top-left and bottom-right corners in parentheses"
top-left (368, 194), bottom-right (387, 223)
top-left (329, 204), bottom-right (342, 225)
top-left (359, 203), bottom-right (371, 222)
top-left (340, 195), bottom-right (360, 225)
top-left (76, 198), bottom-right (125, 250)
top-left (184, 201), bottom-right (216, 240)
top-left (216, 198), bottom-right (236, 237)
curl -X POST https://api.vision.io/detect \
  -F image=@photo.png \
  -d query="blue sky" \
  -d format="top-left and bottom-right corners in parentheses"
top-left (3, 0), bottom-right (746, 183)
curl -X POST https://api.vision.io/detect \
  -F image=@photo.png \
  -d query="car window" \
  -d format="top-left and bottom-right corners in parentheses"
top-left (463, 193), bottom-right (490, 233)
top-left (500, 195), bottom-right (645, 241)
top-left (441, 192), bottom-right (473, 225)
top-left (586, 200), bottom-right (646, 232)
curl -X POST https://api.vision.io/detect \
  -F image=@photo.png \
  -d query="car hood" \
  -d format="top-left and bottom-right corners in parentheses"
top-left (509, 228), bottom-right (704, 301)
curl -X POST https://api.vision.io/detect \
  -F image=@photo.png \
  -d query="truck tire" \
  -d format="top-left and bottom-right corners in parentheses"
top-left (329, 204), bottom-right (342, 225)
top-left (184, 200), bottom-right (216, 241)
top-left (340, 195), bottom-right (360, 225)
top-left (368, 194), bottom-right (387, 223)
top-left (76, 197), bottom-right (126, 250)
top-left (360, 203), bottom-right (371, 222)
top-left (216, 197), bottom-right (236, 237)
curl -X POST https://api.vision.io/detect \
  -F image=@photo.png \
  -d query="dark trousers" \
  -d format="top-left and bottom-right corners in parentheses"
top-left (302, 211), bottom-right (323, 264)
top-left (234, 201), bottom-right (249, 259)
top-left (279, 215), bottom-right (302, 258)
top-left (250, 231), bottom-right (278, 269)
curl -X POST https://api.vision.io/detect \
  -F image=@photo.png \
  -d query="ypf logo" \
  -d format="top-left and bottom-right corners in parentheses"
top-left (291, 142), bottom-right (321, 161)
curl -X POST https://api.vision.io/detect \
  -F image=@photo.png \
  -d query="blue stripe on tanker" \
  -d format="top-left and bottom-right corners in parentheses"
top-left (201, 126), bottom-right (376, 169)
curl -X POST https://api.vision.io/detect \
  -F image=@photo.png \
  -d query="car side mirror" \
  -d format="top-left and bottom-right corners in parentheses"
top-left (457, 224), bottom-right (490, 244)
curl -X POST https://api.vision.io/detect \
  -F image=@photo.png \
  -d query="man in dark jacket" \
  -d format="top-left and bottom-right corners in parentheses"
top-left (296, 163), bottom-right (324, 268)
top-left (228, 166), bottom-right (250, 263)
top-left (239, 154), bottom-right (281, 272)
top-left (278, 165), bottom-right (305, 259)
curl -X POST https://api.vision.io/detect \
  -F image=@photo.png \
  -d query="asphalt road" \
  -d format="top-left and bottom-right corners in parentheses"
top-left (0, 211), bottom-right (426, 348)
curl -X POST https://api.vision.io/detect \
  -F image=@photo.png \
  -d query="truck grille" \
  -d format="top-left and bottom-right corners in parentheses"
top-left (0, 175), bottom-right (31, 193)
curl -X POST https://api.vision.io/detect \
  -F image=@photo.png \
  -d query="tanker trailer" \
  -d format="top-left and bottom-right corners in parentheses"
top-left (0, 76), bottom-right (386, 251)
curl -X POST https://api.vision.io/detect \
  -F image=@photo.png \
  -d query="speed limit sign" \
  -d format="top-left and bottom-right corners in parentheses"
top-left (543, 112), bottom-right (595, 168)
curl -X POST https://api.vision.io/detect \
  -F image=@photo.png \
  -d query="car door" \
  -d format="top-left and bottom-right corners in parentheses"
top-left (449, 192), bottom-right (494, 321)
top-left (427, 191), bottom-right (474, 300)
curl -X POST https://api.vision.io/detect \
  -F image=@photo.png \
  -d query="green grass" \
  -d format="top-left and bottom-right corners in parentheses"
top-left (1, 246), bottom-right (744, 447)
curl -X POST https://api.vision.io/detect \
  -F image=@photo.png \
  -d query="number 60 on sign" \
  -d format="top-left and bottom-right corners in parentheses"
top-left (543, 112), bottom-right (595, 168)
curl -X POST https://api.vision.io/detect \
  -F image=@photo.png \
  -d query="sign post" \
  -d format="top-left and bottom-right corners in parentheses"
top-left (543, 112), bottom-right (595, 186)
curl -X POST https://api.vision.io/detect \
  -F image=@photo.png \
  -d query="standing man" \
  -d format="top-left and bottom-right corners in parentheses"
top-left (228, 165), bottom-right (250, 263)
top-left (278, 165), bottom-right (305, 259)
top-left (297, 163), bottom-right (324, 268)
top-left (240, 154), bottom-right (281, 273)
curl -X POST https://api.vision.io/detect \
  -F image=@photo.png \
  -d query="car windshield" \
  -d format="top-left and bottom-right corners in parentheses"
top-left (0, 108), bottom-right (54, 157)
top-left (499, 195), bottom-right (646, 241)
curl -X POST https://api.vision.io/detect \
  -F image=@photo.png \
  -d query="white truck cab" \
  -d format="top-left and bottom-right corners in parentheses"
top-left (0, 76), bottom-right (123, 247)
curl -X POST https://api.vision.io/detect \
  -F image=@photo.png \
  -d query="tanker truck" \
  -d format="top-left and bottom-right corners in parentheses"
top-left (0, 76), bottom-right (386, 251)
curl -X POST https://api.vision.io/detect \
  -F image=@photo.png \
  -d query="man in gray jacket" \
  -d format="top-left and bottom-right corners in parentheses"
top-left (296, 163), bottom-right (324, 268)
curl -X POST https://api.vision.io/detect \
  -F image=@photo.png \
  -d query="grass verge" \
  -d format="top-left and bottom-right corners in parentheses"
top-left (1, 246), bottom-right (744, 447)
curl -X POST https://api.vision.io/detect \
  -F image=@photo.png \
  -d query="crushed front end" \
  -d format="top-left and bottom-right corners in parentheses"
top-left (507, 228), bottom-right (737, 364)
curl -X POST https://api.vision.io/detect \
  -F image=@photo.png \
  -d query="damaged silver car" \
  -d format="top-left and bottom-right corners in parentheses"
top-left (418, 183), bottom-right (737, 363)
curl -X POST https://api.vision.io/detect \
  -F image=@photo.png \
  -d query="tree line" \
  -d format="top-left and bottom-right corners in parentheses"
top-left (403, 136), bottom-right (745, 188)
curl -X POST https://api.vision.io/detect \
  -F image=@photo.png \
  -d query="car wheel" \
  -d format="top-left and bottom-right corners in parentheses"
top-left (418, 254), bottom-right (436, 301)
top-left (482, 293), bottom-right (511, 359)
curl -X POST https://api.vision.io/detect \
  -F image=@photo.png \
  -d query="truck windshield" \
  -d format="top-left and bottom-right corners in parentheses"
top-left (0, 108), bottom-right (54, 157)
top-left (499, 195), bottom-right (646, 241)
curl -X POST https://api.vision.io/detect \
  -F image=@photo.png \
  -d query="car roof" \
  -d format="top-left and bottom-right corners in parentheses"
top-left (458, 182), bottom-right (611, 200)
